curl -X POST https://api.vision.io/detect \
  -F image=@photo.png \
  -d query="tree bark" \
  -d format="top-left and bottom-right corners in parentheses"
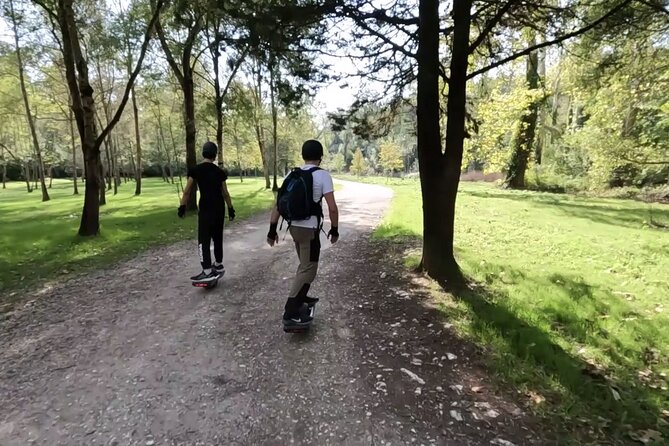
top-left (130, 87), bottom-right (142, 195)
top-left (505, 32), bottom-right (540, 189)
top-left (270, 60), bottom-right (279, 191)
top-left (417, 0), bottom-right (469, 286)
top-left (23, 162), bottom-right (32, 192)
top-left (252, 66), bottom-right (270, 189)
top-left (69, 108), bottom-right (79, 194)
top-left (10, 0), bottom-right (50, 202)
top-left (156, 17), bottom-right (199, 210)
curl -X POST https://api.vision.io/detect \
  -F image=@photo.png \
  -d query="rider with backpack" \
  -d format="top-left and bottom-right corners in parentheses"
top-left (266, 140), bottom-right (339, 329)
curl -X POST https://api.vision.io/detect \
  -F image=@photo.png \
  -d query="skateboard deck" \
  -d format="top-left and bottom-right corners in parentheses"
top-left (283, 303), bottom-right (316, 333)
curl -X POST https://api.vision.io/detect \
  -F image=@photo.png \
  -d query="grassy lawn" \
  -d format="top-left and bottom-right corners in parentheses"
top-left (0, 177), bottom-right (274, 300)
top-left (341, 175), bottom-right (669, 443)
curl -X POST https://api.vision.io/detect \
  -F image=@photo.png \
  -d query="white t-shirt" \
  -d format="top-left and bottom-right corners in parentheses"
top-left (290, 165), bottom-right (334, 229)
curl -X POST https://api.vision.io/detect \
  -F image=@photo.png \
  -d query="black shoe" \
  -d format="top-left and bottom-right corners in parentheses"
top-left (283, 303), bottom-right (313, 326)
top-left (191, 270), bottom-right (219, 282)
top-left (213, 263), bottom-right (225, 274)
top-left (303, 296), bottom-right (319, 306)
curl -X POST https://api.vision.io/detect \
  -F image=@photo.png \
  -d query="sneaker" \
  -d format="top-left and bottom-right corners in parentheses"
top-left (303, 296), bottom-right (319, 306)
top-left (191, 270), bottom-right (219, 282)
top-left (283, 304), bottom-right (313, 326)
top-left (213, 263), bottom-right (225, 274)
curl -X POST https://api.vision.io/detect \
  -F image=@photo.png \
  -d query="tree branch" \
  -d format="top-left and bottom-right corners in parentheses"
top-left (621, 155), bottom-right (669, 165)
top-left (467, 0), bottom-right (635, 80)
top-left (155, 16), bottom-right (184, 85)
top-left (221, 47), bottom-right (248, 99)
top-left (31, 0), bottom-right (57, 20)
top-left (468, 0), bottom-right (517, 54)
top-left (95, 0), bottom-right (164, 148)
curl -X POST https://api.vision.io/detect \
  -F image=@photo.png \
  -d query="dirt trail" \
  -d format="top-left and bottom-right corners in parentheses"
top-left (0, 181), bottom-right (544, 446)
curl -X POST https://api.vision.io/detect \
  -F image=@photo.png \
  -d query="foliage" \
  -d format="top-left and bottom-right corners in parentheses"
top-left (378, 140), bottom-right (404, 174)
top-left (351, 149), bottom-right (367, 176)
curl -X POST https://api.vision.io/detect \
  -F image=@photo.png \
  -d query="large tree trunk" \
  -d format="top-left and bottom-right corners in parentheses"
top-left (10, 0), bottom-right (49, 202)
top-left (270, 61), bottom-right (279, 191)
top-left (417, 0), bottom-right (469, 286)
top-left (69, 108), bottom-right (79, 194)
top-left (183, 71), bottom-right (198, 210)
top-left (505, 32), bottom-right (540, 189)
top-left (252, 66), bottom-right (270, 189)
top-left (210, 27), bottom-right (224, 163)
top-left (131, 87), bottom-right (142, 195)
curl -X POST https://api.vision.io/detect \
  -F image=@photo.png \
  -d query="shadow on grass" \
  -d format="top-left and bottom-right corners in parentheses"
top-left (374, 228), bottom-right (668, 443)
top-left (460, 188), bottom-right (669, 230)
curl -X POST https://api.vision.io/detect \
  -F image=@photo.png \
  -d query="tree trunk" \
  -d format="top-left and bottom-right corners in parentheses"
top-left (535, 46), bottom-right (546, 164)
top-left (111, 137), bottom-right (119, 195)
top-left (23, 162), bottom-right (32, 192)
top-left (210, 27), bottom-right (224, 163)
top-left (270, 61), bottom-right (279, 191)
top-left (99, 163), bottom-right (106, 205)
top-left (417, 0), bottom-right (469, 286)
top-left (103, 138), bottom-right (112, 191)
top-left (252, 66), bottom-right (270, 189)
top-left (183, 71), bottom-right (198, 210)
top-left (10, 0), bottom-right (49, 202)
top-left (233, 125), bottom-right (243, 183)
top-left (131, 87), bottom-right (142, 195)
top-left (505, 32), bottom-right (540, 189)
top-left (69, 108), bottom-right (79, 194)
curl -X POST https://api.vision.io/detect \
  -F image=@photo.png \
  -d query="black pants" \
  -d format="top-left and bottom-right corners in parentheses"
top-left (198, 212), bottom-right (224, 269)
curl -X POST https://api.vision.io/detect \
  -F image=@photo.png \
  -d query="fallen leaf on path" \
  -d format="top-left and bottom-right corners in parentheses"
top-left (400, 368), bottom-right (425, 385)
top-left (449, 410), bottom-right (463, 422)
top-left (471, 386), bottom-right (483, 393)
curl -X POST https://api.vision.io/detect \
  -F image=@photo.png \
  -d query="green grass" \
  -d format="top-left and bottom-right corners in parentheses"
top-left (0, 178), bottom-right (274, 300)
top-left (340, 175), bottom-right (669, 443)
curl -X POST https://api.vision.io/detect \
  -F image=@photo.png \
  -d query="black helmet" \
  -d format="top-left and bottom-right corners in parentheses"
top-left (202, 141), bottom-right (218, 160)
top-left (301, 140), bottom-right (323, 161)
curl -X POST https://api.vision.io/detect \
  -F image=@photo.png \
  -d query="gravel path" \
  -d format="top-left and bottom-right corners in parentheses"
top-left (0, 181), bottom-right (546, 446)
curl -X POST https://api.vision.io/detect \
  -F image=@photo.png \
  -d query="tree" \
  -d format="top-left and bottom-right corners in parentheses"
top-left (5, 0), bottom-right (50, 201)
top-left (155, 0), bottom-right (203, 210)
top-left (338, 0), bottom-right (652, 285)
top-left (33, 0), bottom-right (163, 235)
top-left (351, 149), bottom-right (367, 176)
top-left (378, 140), bottom-right (404, 175)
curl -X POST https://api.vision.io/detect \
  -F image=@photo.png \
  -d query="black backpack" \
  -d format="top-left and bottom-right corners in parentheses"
top-left (277, 167), bottom-right (322, 224)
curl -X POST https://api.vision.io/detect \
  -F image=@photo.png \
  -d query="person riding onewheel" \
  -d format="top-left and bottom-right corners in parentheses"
top-left (178, 141), bottom-right (235, 283)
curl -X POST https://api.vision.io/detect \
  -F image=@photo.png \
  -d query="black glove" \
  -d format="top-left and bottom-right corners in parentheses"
top-left (267, 222), bottom-right (278, 241)
top-left (177, 205), bottom-right (186, 218)
top-left (328, 226), bottom-right (339, 239)
top-left (228, 206), bottom-right (236, 221)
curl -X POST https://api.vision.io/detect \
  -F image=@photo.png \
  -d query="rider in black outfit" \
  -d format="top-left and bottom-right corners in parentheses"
top-left (178, 142), bottom-right (235, 282)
